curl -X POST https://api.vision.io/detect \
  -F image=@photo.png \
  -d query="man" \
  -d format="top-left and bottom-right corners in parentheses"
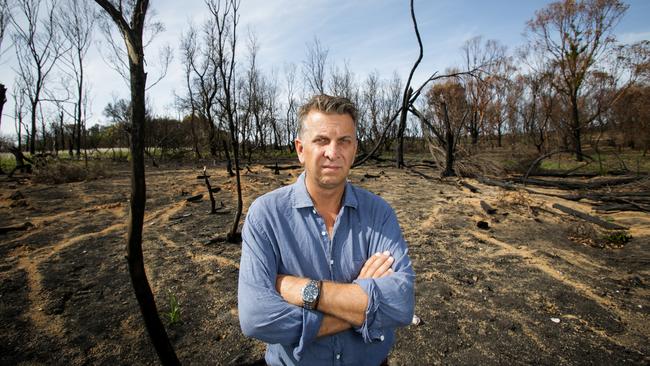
top-left (238, 94), bottom-right (415, 365)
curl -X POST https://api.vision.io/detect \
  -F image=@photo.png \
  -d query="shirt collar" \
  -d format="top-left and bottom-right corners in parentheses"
top-left (292, 171), bottom-right (358, 210)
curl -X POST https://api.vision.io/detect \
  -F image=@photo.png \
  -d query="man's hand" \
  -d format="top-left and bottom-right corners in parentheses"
top-left (357, 251), bottom-right (394, 279)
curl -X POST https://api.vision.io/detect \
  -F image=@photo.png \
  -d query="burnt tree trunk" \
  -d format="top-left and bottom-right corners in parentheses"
top-left (227, 114), bottom-right (243, 242)
top-left (126, 48), bottom-right (178, 364)
top-left (208, 117), bottom-right (218, 158)
top-left (469, 111), bottom-right (479, 146)
top-left (190, 113), bottom-right (201, 160)
top-left (8, 146), bottom-right (32, 176)
top-left (93, 0), bottom-right (180, 364)
top-left (497, 127), bottom-right (502, 148)
top-left (396, 0), bottom-right (423, 169)
top-left (0, 83), bottom-right (5, 173)
top-left (75, 56), bottom-right (84, 158)
top-left (570, 91), bottom-right (584, 162)
top-left (222, 135), bottom-right (234, 177)
top-left (396, 88), bottom-right (411, 168)
top-left (0, 83), bottom-right (6, 134)
top-left (29, 91), bottom-right (38, 154)
top-left (57, 111), bottom-right (64, 155)
top-left (442, 102), bottom-right (456, 177)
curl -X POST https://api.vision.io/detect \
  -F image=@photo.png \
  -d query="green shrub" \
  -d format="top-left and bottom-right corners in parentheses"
top-left (165, 290), bottom-right (181, 325)
top-left (602, 231), bottom-right (632, 248)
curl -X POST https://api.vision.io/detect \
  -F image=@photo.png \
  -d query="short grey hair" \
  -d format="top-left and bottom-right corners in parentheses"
top-left (297, 94), bottom-right (357, 138)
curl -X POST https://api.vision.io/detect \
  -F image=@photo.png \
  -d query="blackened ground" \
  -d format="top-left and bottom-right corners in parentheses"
top-left (1, 162), bottom-right (648, 365)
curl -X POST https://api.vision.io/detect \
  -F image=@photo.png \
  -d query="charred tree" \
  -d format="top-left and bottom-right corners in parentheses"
top-left (93, 0), bottom-right (179, 364)
top-left (58, 0), bottom-right (95, 158)
top-left (208, 0), bottom-right (243, 242)
top-left (414, 78), bottom-right (470, 177)
top-left (11, 0), bottom-right (64, 154)
top-left (396, 0), bottom-right (423, 169)
top-left (526, 0), bottom-right (628, 161)
top-left (0, 83), bottom-right (6, 147)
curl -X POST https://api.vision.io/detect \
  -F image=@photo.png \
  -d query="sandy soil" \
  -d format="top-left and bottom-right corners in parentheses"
top-left (1, 161), bottom-right (648, 365)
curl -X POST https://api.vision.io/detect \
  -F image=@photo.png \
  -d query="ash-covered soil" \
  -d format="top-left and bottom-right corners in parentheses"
top-left (1, 161), bottom-right (648, 365)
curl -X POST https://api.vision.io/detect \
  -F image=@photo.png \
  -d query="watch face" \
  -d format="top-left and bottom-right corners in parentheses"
top-left (303, 282), bottom-right (318, 302)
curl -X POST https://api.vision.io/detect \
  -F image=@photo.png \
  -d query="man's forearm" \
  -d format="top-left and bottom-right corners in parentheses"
top-left (317, 314), bottom-right (352, 337)
top-left (274, 253), bottom-right (395, 328)
top-left (275, 275), bottom-right (368, 326)
top-left (318, 281), bottom-right (367, 326)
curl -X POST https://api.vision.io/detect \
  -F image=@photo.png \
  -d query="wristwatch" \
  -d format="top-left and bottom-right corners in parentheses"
top-left (301, 279), bottom-right (322, 310)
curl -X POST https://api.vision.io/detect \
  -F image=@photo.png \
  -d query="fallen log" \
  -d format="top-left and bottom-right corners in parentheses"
top-left (552, 203), bottom-right (627, 230)
top-left (476, 177), bottom-right (516, 190)
top-left (0, 222), bottom-right (34, 234)
top-left (528, 171), bottom-right (598, 178)
top-left (561, 193), bottom-right (650, 201)
top-left (514, 176), bottom-right (643, 190)
top-left (594, 202), bottom-right (650, 213)
top-left (263, 164), bottom-right (301, 171)
top-left (363, 172), bottom-right (381, 179)
top-left (408, 162), bottom-right (438, 169)
top-left (460, 181), bottom-right (480, 193)
top-left (560, 193), bottom-right (650, 206)
top-left (407, 167), bottom-right (436, 180)
top-left (169, 213), bottom-right (192, 221)
top-left (186, 194), bottom-right (203, 202)
top-left (480, 201), bottom-right (497, 214)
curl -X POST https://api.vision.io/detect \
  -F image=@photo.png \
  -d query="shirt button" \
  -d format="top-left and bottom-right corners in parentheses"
top-left (321, 231), bottom-right (327, 236)
top-left (312, 209), bottom-right (316, 214)
top-left (380, 335), bottom-right (385, 341)
top-left (336, 354), bottom-right (341, 360)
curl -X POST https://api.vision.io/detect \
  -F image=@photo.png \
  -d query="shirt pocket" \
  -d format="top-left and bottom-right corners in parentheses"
top-left (336, 257), bottom-right (363, 283)
top-left (338, 225), bottom-right (368, 282)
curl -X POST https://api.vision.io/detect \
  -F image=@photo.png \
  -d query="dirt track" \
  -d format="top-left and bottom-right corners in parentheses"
top-left (1, 162), bottom-right (648, 365)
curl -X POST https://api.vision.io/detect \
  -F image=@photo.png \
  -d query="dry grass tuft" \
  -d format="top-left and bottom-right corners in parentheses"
top-left (425, 144), bottom-right (504, 177)
top-left (32, 159), bottom-right (111, 184)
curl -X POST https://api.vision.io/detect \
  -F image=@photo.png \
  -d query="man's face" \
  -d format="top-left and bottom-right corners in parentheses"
top-left (295, 110), bottom-right (357, 191)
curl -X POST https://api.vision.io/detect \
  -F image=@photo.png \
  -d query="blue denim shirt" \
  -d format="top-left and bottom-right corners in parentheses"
top-left (238, 172), bottom-right (415, 366)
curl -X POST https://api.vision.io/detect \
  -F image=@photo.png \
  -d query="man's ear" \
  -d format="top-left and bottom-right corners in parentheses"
top-left (295, 138), bottom-right (305, 164)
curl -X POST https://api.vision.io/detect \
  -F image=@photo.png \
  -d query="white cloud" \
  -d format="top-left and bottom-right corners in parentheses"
top-left (616, 31), bottom-right (650, 44)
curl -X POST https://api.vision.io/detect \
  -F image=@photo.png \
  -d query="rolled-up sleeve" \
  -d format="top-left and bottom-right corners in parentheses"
top-left (238, 210), bottom-right (322, 360)
top-left (352, 207), bottom-right (415, 343)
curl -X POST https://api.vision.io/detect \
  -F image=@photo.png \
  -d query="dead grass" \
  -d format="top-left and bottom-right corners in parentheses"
top-left (32, 159), bottom-right (112, 184)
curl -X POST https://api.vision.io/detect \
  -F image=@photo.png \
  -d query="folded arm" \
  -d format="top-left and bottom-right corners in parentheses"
top-left (238, 215), bottom-right (323, 359)
top-left (352, 209), bottom-right (415, 342)
top-left (274, 206), bottom-right (417, 343)
top-left (276, 252), bottom-right (396, 328)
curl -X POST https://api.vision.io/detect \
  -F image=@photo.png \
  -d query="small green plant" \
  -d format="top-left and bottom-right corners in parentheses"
top-left (602, 231), bottom-right (632, 248)
top-left (165, 290), bottom-right (181, 325)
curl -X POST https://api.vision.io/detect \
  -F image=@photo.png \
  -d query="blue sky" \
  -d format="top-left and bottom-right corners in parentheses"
top-left (1, 0), bottom-right (649, 138)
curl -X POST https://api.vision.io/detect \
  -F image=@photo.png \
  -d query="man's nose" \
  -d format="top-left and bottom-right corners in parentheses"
top-left (324, 142), bottom-right (338, 160)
